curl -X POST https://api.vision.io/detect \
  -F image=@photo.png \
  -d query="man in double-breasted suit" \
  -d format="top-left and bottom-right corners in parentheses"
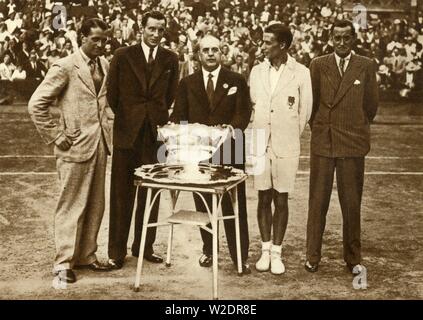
top-left (106, 11), bottom-right (179, 269)
top-left (170, 35), bottom-right (252, 274)
top-left (28, 19), bottom-right (113, 284)
top-left (305, 20), bottom-right (379, 274)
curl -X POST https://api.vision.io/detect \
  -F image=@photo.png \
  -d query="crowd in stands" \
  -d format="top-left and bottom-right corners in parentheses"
top-left (1, 0), bottom-right (423, 104)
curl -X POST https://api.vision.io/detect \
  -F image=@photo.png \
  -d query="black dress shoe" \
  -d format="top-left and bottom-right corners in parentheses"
top-left (241, 263), bottom-right (251, 275)
top-left (347, 263), bottom-right (365, 275)
top-left (199, 254), bottom-right (212, 267)
top-left (75, 260), bottom-right (113, 272)
top-left (233, 262), bottom-right (251, 275)
top-left (55, 269), bottom-right (76, 283)
top-left (144, 253), bottom-right (163, 263)
top-left (107, 258), bottom-right (124, 270)
top-left (304, 261), bottom-right (319, 273)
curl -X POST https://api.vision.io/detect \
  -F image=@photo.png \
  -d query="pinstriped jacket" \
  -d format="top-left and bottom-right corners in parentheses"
top-left (309, 53), bottom-right (379, 157)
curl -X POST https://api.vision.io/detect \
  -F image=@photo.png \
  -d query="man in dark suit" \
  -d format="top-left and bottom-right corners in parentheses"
top-left (24, 50), bottom-right (47, 80)
top-left (305, 20), bottom-right (379, 275)
top-left (106, 11), bottom-right (179, 269)
top-left (170, 35), bottom-right (252, 274)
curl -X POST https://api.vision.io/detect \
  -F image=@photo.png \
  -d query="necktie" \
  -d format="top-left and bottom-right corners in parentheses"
top-left (339, 58), bottom-right (345, 77)
top-left (148, 47), bottom-right (154, 65)
top-left (206, 73), bottom-right (214, 105)
top-left (89, 59), bottom-right (103, 94)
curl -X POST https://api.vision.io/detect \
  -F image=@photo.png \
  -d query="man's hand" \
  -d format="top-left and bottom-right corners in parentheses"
top-left (54, 134), bottom-right (73, 151)
top-left (221, 124), bottom-right (236, 139)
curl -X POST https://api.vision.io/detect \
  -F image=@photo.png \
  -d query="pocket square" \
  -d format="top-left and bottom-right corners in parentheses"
top-left (228, 86), bottom-right (238, 95)
top-left (354, 80), bottom-right (361, 85)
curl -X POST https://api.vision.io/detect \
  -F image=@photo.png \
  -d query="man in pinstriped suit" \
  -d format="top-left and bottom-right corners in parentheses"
top-left (305, 20), bottom-right (379, 274)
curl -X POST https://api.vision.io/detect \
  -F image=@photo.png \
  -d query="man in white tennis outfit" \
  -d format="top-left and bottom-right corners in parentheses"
top-left (249, 23), bottom-right (312, 274)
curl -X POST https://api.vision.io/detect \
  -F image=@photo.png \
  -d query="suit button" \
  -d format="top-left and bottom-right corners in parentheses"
top-left (271, 110), bottom-right (274, 113)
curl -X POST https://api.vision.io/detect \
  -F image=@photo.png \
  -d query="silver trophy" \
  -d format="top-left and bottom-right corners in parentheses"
top-left (157, 122), bottom-right (232, 182)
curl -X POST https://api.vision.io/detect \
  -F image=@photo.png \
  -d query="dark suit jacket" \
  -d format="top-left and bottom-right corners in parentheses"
top-left (309, 53), bottom-right (379, 158)
top-left (170, 67), bottom-right (252, 166)
top-left (109, 38), bottom-right (128, 54)
top-left (107, 44), bottom-right (179, 149)
top-left (24, 61), bottom-right (46, 79)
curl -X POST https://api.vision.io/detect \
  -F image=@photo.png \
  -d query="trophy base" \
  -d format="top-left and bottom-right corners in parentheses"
top-left (174, 164), bottom-right (211, 182)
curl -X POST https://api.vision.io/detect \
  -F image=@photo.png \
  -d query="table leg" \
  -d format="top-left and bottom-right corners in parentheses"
top-left (166, 190), bottom-right (177, 268)
top-left (212, 193), bottom-right (219, 300)
top-left (232, 187), bottom-right (243, 276)
top-left (134, 187), bottom-right (152, 291)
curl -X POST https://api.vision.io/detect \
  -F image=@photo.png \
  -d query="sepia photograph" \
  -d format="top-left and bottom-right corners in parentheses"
top-left (0, 0), bottom-right (422, 305)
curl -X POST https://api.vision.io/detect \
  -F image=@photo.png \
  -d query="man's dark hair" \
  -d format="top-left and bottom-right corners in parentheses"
top-left (78, 18), bottom-right (108, 46)
top-left (141, 10), bottom-right (167, 27)
top-left (330, 19), bottom-right (356, 36)
top-left (264, 23), bottom-right (293, 49)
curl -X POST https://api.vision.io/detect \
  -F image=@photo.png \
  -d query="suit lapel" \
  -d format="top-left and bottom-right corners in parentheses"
top-left (211, 67), bottom-right (230, 111)
top-left (74, 51), bottom-right (96, 96)
top-left (324, 53), bottom-right (342, 92)
top-left (125, 45), bottom-right (148, 93)
top-left (261, 63), bottom-right (271, 97)
top-left (149, 46), bottom-right (167, 90)
top-left (272, 56), bottom-right (295, 99)
top-left (332, 54), bottom-right (364, 106)
top-left (97, 57), bottom-right (108, 98)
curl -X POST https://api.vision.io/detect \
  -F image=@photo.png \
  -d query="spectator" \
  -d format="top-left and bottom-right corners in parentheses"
top-left (23, 49), bottom-right (46, 80)
top-left (231, 53), bottom-right (249, 80)
top-left (0, 52), bottom-right (15, 80)
top-left (60, 40), bottom-right (73, 58)
top-left (11, 63), bottom-right (25, 80)
top-left (385, 48), bottom-right (407, 88)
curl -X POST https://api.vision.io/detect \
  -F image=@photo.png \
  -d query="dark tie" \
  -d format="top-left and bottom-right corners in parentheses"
top-left (206, 73), bottom-right (214, 105)
top-left (148, 48), bottom-right (154, 65)
top-left (339, 58), bottom-right (345, 77)
top-left (146, 47), bottom-right (155, 85)
top-left (89, 59), bottom-right (103, 94)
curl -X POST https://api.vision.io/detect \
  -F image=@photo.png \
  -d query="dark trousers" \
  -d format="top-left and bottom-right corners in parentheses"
top-left (108, 120), bottom-right (160, 260)
top-left (306, 154), bottom-right (364, 265)
top-left (193, 179), bottom-right (249, 263)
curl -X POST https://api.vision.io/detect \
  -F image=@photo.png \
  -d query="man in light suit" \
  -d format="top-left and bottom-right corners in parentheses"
top-left (28, 18), bottom-right (113, 284)
top-left (106, 11), bottom-right (179, 270)
top-left (305, 20), bottom-right (379, 274)
top-left (170, 35), bottom-right (252, 274)
top-left (249, 24), bottom-right (312, 275)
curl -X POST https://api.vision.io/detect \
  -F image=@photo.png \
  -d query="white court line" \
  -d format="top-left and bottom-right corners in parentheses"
top-left (299, 156), bottom-right (423, 160)
top-left (1, 155), bottom-right (423, 160)
top-left (297, 171), bottom-right (423, 175)
top-left (1, 171), bottom-right (423, 176)
top-left (0, 155), bottom-right (55, 158)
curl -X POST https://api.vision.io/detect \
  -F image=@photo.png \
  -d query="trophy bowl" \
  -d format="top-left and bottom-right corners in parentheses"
top-left (157, 122), bottom-right (232, 182)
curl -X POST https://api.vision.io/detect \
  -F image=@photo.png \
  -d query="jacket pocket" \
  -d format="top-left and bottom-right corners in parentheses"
top-left (64, 127), bottom-right (81, 140)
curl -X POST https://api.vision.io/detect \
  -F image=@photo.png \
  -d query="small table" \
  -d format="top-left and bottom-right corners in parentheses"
top-left (132, 172), bottom-right (248, 300)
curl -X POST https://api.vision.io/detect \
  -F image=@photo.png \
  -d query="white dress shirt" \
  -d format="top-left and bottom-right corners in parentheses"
top-left (334, 52), bottom-right (352, 75)
top-left (267, 60), bottom-right (286, 95)
top-left (141, 40), bottom-right (158, 63)
top-left (202, 65), bottom-right (221, 91)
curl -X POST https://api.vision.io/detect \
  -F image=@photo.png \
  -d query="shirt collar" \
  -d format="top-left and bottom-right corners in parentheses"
top-left (264, 54), bottom-right (293, 71)
top-left (141, 40), bottom-right (158, 59)
top-left (334, 52), bottom-right (352, 64)
top-left (80, 48), bottom-right (96, 65)
top-left (202, 65), bottom-right (221, 79)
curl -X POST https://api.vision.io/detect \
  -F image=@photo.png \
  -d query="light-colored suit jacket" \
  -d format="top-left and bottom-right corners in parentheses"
top-left (249, 55), bottom-right (312, 157)
top-left (28, 50), bottom-right (112, 162)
